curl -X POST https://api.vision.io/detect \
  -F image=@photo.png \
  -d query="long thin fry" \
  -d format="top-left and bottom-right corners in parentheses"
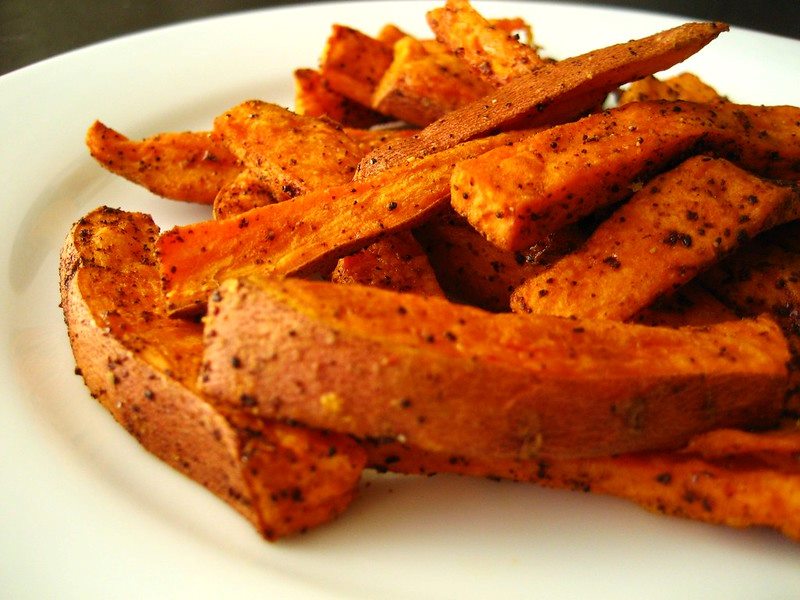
top-left (356, 21), bottom-right (727, 178)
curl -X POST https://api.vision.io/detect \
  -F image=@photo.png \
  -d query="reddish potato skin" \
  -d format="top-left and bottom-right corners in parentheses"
top-left (60, 207), bottom-right (365, 540)
top-left (200, 277), bottom-right (788, 461)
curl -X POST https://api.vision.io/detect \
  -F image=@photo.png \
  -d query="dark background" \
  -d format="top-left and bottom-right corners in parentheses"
top-left (2, 0), bottom-right (798, 76)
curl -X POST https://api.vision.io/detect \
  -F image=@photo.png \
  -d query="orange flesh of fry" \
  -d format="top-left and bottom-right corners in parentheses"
top-left (331, 231), bottom-right (445, 297)
top-left (212, 168), bottom-right (279, 220)
top-left (319, 25), bottom-right (394, 107)
top-left (85, 121), bottom-right (241, 204)
top-left (511, 156), bottom-right (800, 319)
top-left (158, 132), bottom-right (526, 316)
top-left (372, 36), bottom-right (493, 126)
top-left (213, 100), bottom-right (362, 201)
top-left (452, 101), bottom-right (800, 251)
top-left (357, 21), bottom-right (728, 178)
top-left (618, 72), bottom-right (725, 105)
top-left (293, 68), bottom-right (390, 129)
top-left (426, 0), bottom-right (546, 86)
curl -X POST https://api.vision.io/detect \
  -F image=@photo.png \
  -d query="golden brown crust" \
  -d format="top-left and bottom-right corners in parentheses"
top-left (200, 277), bottom-right (789, 461)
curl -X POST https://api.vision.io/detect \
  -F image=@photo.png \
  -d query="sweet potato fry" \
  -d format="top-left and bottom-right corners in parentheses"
top-left (319, 25), bottom-right (394, 107)
top-left (213, 100), bottom-right (362, 201)
top-left (452, 101), bottom-right (800, 250)
top-left (415, 211), bottom-right (588, 311)
top-left (158, 132), bottom-right (525, 315)
top-left (293, 68), bottom-right (389, 129)
top-left (357, 21), bottom-right (728, 178)
top-left (60, 207), bottom-right (365, 541)
top-left (212, 168), bottom-right (279, 219)
top-left (699, 230), bottom-right (800, 414)
top-left (331, 230), bottom-right (445, 296)
top-left (617, 72), bottom-right (725, 105)
top-left (426, 0), bottom-right (546, 86)
top-left (201, 276), bottom-right (788, 461)
top-left (372, 36), bottom-right (493, 126)
top-left (85, 121), bottom-right (241, 204)
top-left (363, 426), bottom-right (800, 541)
top-left (511, 156), bottom-right (800, 318)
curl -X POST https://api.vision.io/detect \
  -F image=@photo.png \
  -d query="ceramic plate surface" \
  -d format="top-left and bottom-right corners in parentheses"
top-left (1, 2), bottom-right (799, 598)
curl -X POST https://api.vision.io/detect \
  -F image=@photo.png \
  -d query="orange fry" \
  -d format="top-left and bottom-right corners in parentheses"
top-left (85, 121), bottom-right (241, 204)
top-left (511, 156), bottom-right (800, 319)
top-left (426, 0), bottom-right (546, 86)
top-left (158, 132), bottom-right (525, 315)
top-left (357, 21), bottom-right (727, 178)
top-left (452, 101), bottom-right (800, 250)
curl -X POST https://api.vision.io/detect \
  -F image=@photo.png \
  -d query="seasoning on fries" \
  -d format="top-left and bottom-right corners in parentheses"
top-left (61, 0), bottom-right (800, 543)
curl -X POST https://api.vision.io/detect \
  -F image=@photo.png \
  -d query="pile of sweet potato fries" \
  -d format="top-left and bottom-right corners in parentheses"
top-left (62, 0), bottom-right (800, 542)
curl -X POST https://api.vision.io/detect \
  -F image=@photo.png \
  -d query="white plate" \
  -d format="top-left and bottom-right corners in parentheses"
top-left (1, 1), bottom-right (799, 598)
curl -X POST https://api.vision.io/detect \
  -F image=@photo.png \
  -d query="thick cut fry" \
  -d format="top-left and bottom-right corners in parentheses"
top-left (415, 211), bottom-right (588, 311)
top-left (213, 100), bottom-right (362, 201)
top-left (617, 72), bottom-right (725, 105)
top-left (201, 276), bottom-right (788, 461)
top-left (331, 231), bottom-right (445, 296)
top-left (357, 21), bottom-right (728, 178)
top-left (363, 425), bottom-right (800, 541)
top-left (426, 0), bottom-right (546, 86)
top-left (319, 25), bottom-right (394, 107)
top-left (452, 101), bottom-right (800, 250)
top-left (60, 207), bottom-right (366, 541)
top-left (85, 121), bottom-right (241, 204)
top-left (511, 156), bottom-right (800, 318)
top-left (700, 231), bottom-right (800, 414)
top-left (158, 132), bottom-right (525, 315)
top-left (372, 36), bottom-right (493, 126)
top-left (293, 68), bottom-right (390, 129)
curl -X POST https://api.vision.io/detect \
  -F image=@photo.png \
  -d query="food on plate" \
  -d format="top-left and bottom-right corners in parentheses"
top-left (64, 0), bottom-right (800, 542)
top-left (331, 230), bottom-right (445, 296)
top-left (700, 223), bottom-right (800, 414)
top-left (157, 131), bottom-right (527, 316)
top-left (617, 72), bottom-right (725, 104)
top-left (59, 207), bottom-right (366, 540)
top-left (200, 276), bottom-right (787, 460)
top-left (293, 67), bottom-right (389, 128)
top-left (363, 421), bottom-right (800, 541)
top-left (356, 21), bottom-right (727, 178)
top-left (319, 24), bottom-right (395, 107)
top-left (212, 100), bottom-right (362, 202)
top-left (426, 0), bottom-right (547, 86)
top-left (450, 101), bottom-right (800, 251)
top-left (510, 155), bottom-right (800, 319)
top-left (85, 121), bottom-right (241, 204)
top-left (372, 35), bottom-right (493, 126)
